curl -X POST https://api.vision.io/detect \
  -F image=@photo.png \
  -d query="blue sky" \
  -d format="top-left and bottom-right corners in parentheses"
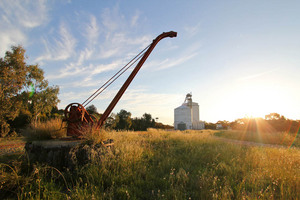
top-left (1, 0), bottom-right (300, 125)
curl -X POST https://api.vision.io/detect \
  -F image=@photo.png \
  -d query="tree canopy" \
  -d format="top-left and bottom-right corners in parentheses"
top-left (0, 46), bottom-right (60, 136)
top-left (114, 109), bottom-right (132, 130)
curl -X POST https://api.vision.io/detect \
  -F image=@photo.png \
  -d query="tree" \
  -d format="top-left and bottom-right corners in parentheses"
top-left (0, 46), bottom-right (28, 136)
top-left (86, 104), bottom-right (98, 115)
top-left (24, 65), bottom-right (60, 124)
top-left (142, 113), bottom-right (155, 129)
top-left (85, 104), bottom-right (103, 120)
top-left (216, 120), bottom-right (230, 129)
top-left (205, 122), bottom-right (216, 130)
top-left (132, 113), bottom-right (156, 131)
top-left (0, 46), bottom-right (60, 136)
top-left (265, 113), bottom-right (286, 122)
top-left (28, 85), bottom-right (60, 125)
top-left (115, 109), bottom-right (132, 130)
top-left (105, 113), bottom-right (118, 129)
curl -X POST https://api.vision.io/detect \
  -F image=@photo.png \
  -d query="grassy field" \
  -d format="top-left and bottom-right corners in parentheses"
top-left (214, 130), bottom-right (300, 148)
top-left (0, 129), bottom-right (299, 199)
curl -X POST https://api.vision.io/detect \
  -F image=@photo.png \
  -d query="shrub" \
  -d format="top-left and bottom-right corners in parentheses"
top-left (22, 118), bottom-right (66, 140)
top-left (78, 124), bottom-right (108, 144)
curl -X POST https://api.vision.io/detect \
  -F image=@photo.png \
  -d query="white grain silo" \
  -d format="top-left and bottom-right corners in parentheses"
top-left (174, 104), bottom-right (192, 130)
top-left (174, 93), bottom-right (205, 130)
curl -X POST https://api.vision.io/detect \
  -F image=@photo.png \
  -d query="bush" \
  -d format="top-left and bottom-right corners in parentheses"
top-left (22, 118), bottom-right (66, 140)
top-left (78, 124), bottom-right (108, 144)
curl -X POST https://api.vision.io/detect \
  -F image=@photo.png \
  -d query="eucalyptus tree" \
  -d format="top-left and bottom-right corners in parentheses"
top-left (0, 46), bottom-right (59, 136)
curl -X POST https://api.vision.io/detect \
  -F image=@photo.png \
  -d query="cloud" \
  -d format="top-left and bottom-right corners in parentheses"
top-left (96, 5), bottom-right (151, 59)
top-left (238, 68), bottom-right (279, 81)
top-left (35, 22), bottom-right (77, 62)
top-left (0, 28), bottom-right (26, 56)
top-left (77, 48), bottom-right (93, 66)
top-left (131, 11), bottom-right (140, 27)
top-left (91, 61), bottom-right (123, 75)
top-left (46, 57), bottom-right (124, 80)
top-left (143, 37), bottom-right (201, 71)
top-left (84, 15), bottom-right (100, 48)
top-left (0, 0), bottom-right (48, 28)
top-left (97, 33), bottom-right (151, 60)
top-left (157, 52), bottom-right (198, 70)
top-left (144, 52), bottom-right (198, 71)
top-left (115, 89), bottom-right (182, 124)
top-left (47, 6), bottom-right (152, 80)
top-left (0, 0), bottom-right (48, 56)
top-left (184, 22), bottom-right (201, 37)
top-left (101, 5), bottom-right (122, 32)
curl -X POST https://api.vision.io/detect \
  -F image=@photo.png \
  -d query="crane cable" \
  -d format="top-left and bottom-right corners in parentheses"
top-left (82, 44), bottom-right (151, 107)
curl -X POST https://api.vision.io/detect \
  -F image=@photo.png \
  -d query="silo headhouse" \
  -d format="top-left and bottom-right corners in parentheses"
top-left (174, 93), bottom-right (205, 130)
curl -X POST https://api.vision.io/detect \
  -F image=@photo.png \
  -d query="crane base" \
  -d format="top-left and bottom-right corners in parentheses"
top-left (25, 139), bottom-right (114, 170)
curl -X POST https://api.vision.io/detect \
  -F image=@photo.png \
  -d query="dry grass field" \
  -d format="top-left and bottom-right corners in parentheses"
top-left (0, 129), bottom-right (299, 199)
top-left (214, 130), bottom-right (300, 148)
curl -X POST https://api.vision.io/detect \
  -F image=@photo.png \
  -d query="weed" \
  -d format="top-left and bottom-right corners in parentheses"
top-left (22, 118), bottom-right (66, 140)
top-left (77, 124), bottom-right (108, 144)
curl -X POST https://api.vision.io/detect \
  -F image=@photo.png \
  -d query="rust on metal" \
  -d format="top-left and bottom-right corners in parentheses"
top-left (64, 31), bottom-right (177, 137)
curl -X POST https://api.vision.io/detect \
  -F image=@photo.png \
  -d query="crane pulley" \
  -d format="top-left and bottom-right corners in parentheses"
top-left (64, 31), bottom-right (177, 137)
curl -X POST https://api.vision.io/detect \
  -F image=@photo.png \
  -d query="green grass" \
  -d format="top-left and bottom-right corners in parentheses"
top-left (1, 130), bottom-right (299, 199)
top-left (214, 130), bottom-right (300, 148)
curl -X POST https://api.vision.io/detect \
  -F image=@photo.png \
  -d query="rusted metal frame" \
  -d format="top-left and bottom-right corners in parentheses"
top-left (96, 31), bottom-right (177, 129)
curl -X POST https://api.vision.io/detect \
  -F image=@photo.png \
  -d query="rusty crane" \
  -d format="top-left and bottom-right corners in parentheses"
top-left (64, 31), bottom-right (177, 137)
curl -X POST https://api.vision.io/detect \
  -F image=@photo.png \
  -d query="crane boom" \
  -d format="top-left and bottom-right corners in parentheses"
top-left (97, 31), bottom-right (177, 129)
top-left (64, 31), bottom-right (177, 137)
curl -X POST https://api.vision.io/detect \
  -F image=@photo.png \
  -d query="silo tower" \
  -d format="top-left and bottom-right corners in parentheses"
top-left (184, 93), bottom-right (193, 108)
top-left (174, 93), bottom-right (205, 130)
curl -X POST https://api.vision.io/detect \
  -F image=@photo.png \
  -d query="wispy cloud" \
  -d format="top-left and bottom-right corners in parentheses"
top-left (48, 6), bottom-right (151, 81)
top-left (116, 89), bottom-right (181, 124)
top-left (143, 38), bottom-right (201, 71)
top-left (0, 27), bottom-right (26, 56)
top-left (144, 51), bottom-right (198, 71)
top-left (131, 10), bottom-right (140, 27)
top-left (101, 5), bottom-right (122, 32)
top-left (96, 5), bottom-right (151, 59)
top-left (47, 58), bottom-right (124, 80)
top-left (98, 33), bottom-right (151, 60)
top-left (238, 68), bottom-right (279, 81)
top-left (184, 22), bottom-right (201, 37)
top-left (84, 15), bottom-right (100, 48)
top-left (156, 52), bottom-right (198, 70)
top-left (35, 22), bottom-right (77, 62)
top-left (0, 0), bottom-right (49, 56)
top-left (0, 0), bottom-right (48, 28)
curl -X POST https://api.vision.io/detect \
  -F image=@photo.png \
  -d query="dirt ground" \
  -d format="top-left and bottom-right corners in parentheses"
top-left (0, 139), bottom-right (26, 156)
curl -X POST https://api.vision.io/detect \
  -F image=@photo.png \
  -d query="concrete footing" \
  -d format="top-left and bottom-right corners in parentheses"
top-left (25, 139), bottom-right (114, 170)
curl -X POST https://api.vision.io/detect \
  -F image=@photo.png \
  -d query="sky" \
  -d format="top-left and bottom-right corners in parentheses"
top-left (1, 0), bottom-right (300, 125)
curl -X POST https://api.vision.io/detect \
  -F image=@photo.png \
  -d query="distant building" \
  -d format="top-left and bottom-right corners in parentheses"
top-left (174, 93), bottom-right (205, 130)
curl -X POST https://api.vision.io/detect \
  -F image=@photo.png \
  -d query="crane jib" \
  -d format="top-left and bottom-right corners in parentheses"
top-left (64, 31), bottom-right (177, 137)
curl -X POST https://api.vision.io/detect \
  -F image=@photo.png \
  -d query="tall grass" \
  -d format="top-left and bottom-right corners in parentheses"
top-left (0, 130), bottom-right (299, 199)
top-left (77, 124), bottom-right (109, 144)
top-left (214, 130), bottom-right (300, 147)
top-left (22, 118), bottom-right (66, 140)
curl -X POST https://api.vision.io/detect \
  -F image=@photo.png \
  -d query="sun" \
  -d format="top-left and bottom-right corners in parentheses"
top-left (220, 81), bottom-right (292, 121)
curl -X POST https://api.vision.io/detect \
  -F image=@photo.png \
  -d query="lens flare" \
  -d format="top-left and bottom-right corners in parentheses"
top-left (29, 83), bottom-right (35, 98)
top-left (288, 123), bottom-right (300, 148)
